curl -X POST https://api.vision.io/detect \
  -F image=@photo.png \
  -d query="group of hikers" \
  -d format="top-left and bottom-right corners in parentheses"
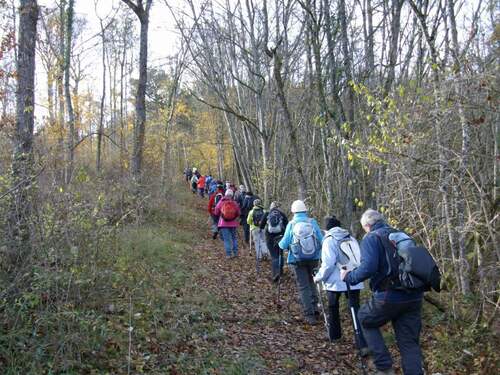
top-left (182, 166), bottom-right (441, 375)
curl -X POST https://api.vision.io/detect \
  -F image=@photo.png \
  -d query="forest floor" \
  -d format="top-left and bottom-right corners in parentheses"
top-left (8, 182), bottom-right (491, 374)
top-left (111, 184), bottom-right (416, 375)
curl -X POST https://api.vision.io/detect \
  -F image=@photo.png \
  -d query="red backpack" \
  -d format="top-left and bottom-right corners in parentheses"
top-left (220, 200), bottom-right (239, 221)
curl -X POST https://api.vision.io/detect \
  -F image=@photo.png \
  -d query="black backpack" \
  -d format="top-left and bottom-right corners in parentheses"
top-left (252, 207), bottom-right (264, 226)
top-left (242, 195), bottom-right (256, 216)
top-left (375, 228), bottom-right (441, 292)
top-left (267, 209), bottom-right (284, 234)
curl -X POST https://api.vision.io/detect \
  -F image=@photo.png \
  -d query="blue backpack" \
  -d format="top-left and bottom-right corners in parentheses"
top-left (289, 219), bottom-right (321, 260)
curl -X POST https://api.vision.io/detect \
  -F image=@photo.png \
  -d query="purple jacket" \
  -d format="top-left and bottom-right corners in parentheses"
top-left (213, 197), bottom-right (241, 228)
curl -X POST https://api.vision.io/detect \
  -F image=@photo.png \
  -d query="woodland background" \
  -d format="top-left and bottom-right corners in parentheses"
top-left (0, 0), bottom-right (498, 373)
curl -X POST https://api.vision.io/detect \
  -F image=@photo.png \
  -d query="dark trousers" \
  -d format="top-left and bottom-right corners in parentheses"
top-left (241, 220), bottom-right (250, 244)
top-left (267, 234), bottom-right (283, 278)
top-left (292, 260), bottom-right (319, 317)
top-left (326, 290), bottom-right (367, 348)
top-left (358, 296), bottom-right (424, 374)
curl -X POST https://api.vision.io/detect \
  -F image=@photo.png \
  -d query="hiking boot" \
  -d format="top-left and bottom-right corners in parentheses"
top-left (360, 347), bottom-right (371, 357)
top-left (304, 315), bottom-right (318, 325)
top-left (374, 368), bottom-right (395, 375)
top-left (272, 274), bottom-right (280, 283)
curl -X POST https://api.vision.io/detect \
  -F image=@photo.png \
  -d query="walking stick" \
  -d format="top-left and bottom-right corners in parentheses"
top-left (343, 267), bottom-right (368, 375)
top-left (316, 282), bottom-right (332, 342)
top-left (275, 236), bottom-right (284, 310)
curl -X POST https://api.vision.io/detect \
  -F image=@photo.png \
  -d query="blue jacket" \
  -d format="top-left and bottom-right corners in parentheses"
top-left (345, 221), bottom-right (423, 302)
top-left (278, 212), bottom-right (324, 264)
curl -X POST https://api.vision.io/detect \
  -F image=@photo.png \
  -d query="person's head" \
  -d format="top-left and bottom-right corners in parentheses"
top-left (253, 199), bottom-right (262, 207)
top-left (192, 167), bottom-right (197, 173)
top-left (225, 189), bottom-right (234, 198)
top-left (360, 209), bottom-right (384, 233)
top-left (225, 182), bottom-right (231, 189)
top-left (324, 215), bottom-right (342, 231)
top-left (291, 200), bottom-right (307, 213)
top-left (239, 185), bottom-right (246, 192)
top-left (270, 201), bottom-right (280, 210)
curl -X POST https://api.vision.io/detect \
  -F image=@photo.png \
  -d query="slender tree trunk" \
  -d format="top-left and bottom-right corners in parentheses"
top-left (10, 0), bottom-right (39, 253)
top-left (121, 0), bottom-right (152, 188)
top-left (97, 20), bottom-right (106, 173)
top-left (64, 0), bottom-right (75, 184)
top-left (132, 9), bottom-right (149, 184)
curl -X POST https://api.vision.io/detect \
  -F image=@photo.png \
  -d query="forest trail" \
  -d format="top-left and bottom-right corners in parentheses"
top-left (175, 189), bottom-right (387, 375)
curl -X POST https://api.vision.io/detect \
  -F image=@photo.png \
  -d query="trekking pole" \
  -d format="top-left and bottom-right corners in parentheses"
top-left (343, 267), bottom-right (368, 375)
top-left (315, 281), bottom-right (331, 342)
top-left (274, 236), bottom-right (284, 311)
top-left (255, 231), bottom-right (261, 275)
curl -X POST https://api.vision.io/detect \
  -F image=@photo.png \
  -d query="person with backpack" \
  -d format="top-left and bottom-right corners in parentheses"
top-left (247, 199), bottom-right (269, 262)
top-left (341, 209), bottom-right (425, 375)
top-left (313, 216), bottom-right (368, 353)
top-left (190, 172), bottom-right (199, 194)
top-left (213, 190), bottom-right (241, 258)
top-left (197, 175), bottom-right (206, 198)
top-left (208, 182), bottom-right (225, 239)
top-left (240, 191), bottom-right (256, 247)
top-left (184, 167), bottom-right (192, 183)
top-left (235, 185), bottom-right (246, 207)
top-left (205, 175), bottom-right (213, 194)
top-left (278, 200), bottom-right (324, 325)
top-left (259, 201), bottom-right (288, 281)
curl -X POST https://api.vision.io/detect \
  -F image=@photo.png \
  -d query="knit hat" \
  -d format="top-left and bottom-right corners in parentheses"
top-left (291, 200), bottom-right (307, 213)
top-left (324, 216), bottom-right (342, 230)
top-left (225, 189), bottom-right (234, 197)
top-left (253, 199), bottom-right (262, 207)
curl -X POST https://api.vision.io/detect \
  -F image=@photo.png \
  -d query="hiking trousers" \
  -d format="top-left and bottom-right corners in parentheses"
top-left (219, 227), bottom-right (238, 257)
top-left (210, 215), bottom-right (219, 234)
top-left (358, 296), bottom-right (424, 375)
top-left (267, 234), bottom-right (284, 278)
top-left (326, 290), bottom-right (367, 349)
top-left (251, 228), bottom-right (269, 260)
top-left (292, 260), bottom-right (319, 317)
top-left (241, 220), bottom-right (250, 244)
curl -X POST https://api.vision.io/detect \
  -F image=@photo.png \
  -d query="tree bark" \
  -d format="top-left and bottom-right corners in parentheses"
top-left (10, 0), bottom-right (39, 253)
top-left (121, 0), bottom-right (153, 187)
top-left (64, 0), bottom-right (75, 183)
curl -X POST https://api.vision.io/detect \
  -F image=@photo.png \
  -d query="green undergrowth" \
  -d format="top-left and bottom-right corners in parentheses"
top-left (0, 188), bottom-right (262, 374)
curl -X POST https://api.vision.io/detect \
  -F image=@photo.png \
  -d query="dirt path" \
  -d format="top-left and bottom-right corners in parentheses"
top-left (185, 193), bottom-right (372, 374)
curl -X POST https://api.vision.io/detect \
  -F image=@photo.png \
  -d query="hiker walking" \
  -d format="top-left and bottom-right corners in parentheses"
top-left (341, 209), bottom-right (425, 375)
top-left (247, 199), bottom-right (269, 262)
top-left (235, 185), bottom-right (246, 207)
top-left (259, 201), bottom-right (288, 281)
top-left (190, 168), bottom-right (199, 194)
top-left (184, 167), bottom-right (192, 183)
top-left (213, 190), bottom-right (241, 258)
top-left (197, 175), bottom-right (206, 198)
top-left (313, 216), bottom-right (368, 353)
top-left (207, 182), bottom-right (225, 239)
top-left (279, 200), bottom-right (323, 325)
top-left (240, 191), bottom-right (256, 247)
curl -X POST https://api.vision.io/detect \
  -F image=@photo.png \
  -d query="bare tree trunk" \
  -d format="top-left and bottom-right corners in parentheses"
top-left (121, 0), bottom-right (153, 187)
top-left (97, 19), bottom-right (106, 173)
top-left (64, 0), bottom-right (75, 184)
top-left (10, 0), bottom-right (39, 253)
top-left (384, 0), bottom-right (403, 95)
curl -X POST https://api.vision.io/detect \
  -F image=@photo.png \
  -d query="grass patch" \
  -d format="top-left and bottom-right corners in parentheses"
top-left (0, 189), bottom-right (263, 374)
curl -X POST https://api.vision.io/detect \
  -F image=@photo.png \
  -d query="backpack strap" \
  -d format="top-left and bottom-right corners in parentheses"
top-left (372, 228), bottom-right (402, 290)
